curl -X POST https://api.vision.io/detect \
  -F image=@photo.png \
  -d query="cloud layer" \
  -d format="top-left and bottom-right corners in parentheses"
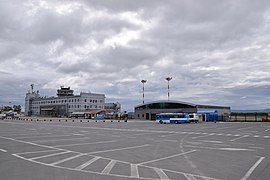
top-left (1, 0), bottom-right (270, 111)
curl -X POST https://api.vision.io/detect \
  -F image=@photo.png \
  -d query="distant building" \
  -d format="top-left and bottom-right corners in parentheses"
top-left (25, 85), bottom-right (121, 117)
top-left (134, 100), bottom-right (230, 121)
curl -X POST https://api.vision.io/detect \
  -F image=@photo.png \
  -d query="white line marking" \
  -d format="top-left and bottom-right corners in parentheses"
top-left (0, 136), bottom-right (63, 151)
top-left (130, 164), bottom-right (139, 178)
top-left (184, 145), bottom-right (255, 151)
top-left (159, 139), bottom-right (178, 143)
top-left (265, 129), bottom-right (270, 132)
top-left (138, 150), bottom-right (197, 165)
top-left (50, 154), bottom-right (85, 166)
top-left (0, 149), bottom-right (7, 152)
top-left (184, 173), bottom-right (198, 180)
top-left (245, 131), bottom-right (258, 133)
top-left (153, 168), bottom-right (169, 180)
top-left (240, 156), bottom-right (265, 180)
top-left (17, 149), bottom-right (61, 155)
top-left (16, 134), bottom-right (76, 139)
top-left (53, 140), bottom-right (117, 148)
top-left (161, 133), bottom-right (179, 138)
top-left (191, 134), bottom-right (213, 139)
top-left (12, 150), bottom-right (220, 180)
top-left (248, 146), bottom-right (264, 150)
top-left (238, 127), bottom-right (253, 131)
top-left (7, 133), bottom-right (52, 137)
top-left (186, 142), bottom-right (203, 145)
top-left (253, 135), bottom-right (260, 138)
top-left (111, 135), bottom-right (121, 137)
top-left (101, 160), bottom-right (117, 174)
top-left (201, 140), bottom-right (223, 144)
top-left (32, 137), bottom-right (89, 143)
top-left (264, 136), bottom-right (269, 138)
top-left (229, 135), bottom-right (249, 142)
top-left (87, 144), bottom-right (151, 155)
top-left (75, 157), bottom-right (100, 170)
top-left (30, 151), bottom-right (70, 160)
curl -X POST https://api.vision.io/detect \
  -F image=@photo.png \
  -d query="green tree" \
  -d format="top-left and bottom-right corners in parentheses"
top-left (13, 105), bottom-right (21, 113)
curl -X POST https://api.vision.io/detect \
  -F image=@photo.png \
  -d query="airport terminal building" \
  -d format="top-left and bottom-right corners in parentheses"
top-left (135, 100), bottom-right (230, 121)
top-left (25, 85), bottom-right (121, 118)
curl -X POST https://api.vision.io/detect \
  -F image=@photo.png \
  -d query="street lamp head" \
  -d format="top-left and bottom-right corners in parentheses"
top-left (141, 80), bottom-right (147, 83)
top-left (165, 77), bottom-right (172, 81)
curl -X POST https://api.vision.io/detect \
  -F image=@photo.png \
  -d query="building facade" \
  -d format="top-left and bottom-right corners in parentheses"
top-left (25, 86), bottom-right (120, 117)
top-left (134, 100), bottom-right (230, 121)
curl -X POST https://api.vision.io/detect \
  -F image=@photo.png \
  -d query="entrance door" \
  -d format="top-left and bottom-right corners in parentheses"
top-left (146, 113), bottom-right (149, 120)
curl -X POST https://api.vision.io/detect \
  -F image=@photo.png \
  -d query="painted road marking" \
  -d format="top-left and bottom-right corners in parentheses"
top-left (130, 164), bottom-right (139, 178)
top-left (201, 140), bottom-right (223, 144)
top-left (154, 168), bottom-right (169, 180)
top-left (87, 144), bottom-right (151, 155)
top-left (30, 151), bottom-right (71, 160)
top-left (184, 173), bottom-right (197, 180)
top-left (16, 149), bottom-right (61, 155)
top-left (191, 134), bottom-right (213, 139)
top-left (0, 136), bottom-right (63, 151)
top-left (50, 153), bottom-right (85, 166)
top-left (101, 160), bottom-right (117, 174)
top-left (238, 127), bottom-right (253, 131)
top-left (138, 150), bottom-right (197, 165)
top-left (53, 140), bottom-right (117, 148)
top-left (229, 135), bottom-right (249, 142)
top-left (161, 133), bottom-right (179, 138)
top-left (0, 149), bottom-right (7, 152)
top-left (184, 145), bottom-right (255, 151)
top-left (240, 156), bottom-right (265, 180)
top-left (75, 157), bottom-right (100, 170)
top-left (8, 133), bottom-right (52, 138)
top-left (32, 137), bottom-right (89, 143)
top-left (15, 134), bottom-right (78, 139)
top-left (248, 146), bottom-right (264, 150)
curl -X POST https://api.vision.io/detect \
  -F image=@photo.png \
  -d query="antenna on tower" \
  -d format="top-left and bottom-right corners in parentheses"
top-left (30, 84), bottom-right (34, 93)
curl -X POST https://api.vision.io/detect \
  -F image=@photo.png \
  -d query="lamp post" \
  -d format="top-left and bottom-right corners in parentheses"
top-left (141, 80), bottom-right (147, 104)
top-left (165, 77), bottom-right (172, 101)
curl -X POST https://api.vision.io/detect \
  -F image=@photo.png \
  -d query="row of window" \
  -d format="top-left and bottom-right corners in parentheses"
top-left (32, 99), bottom-right (103, 104)
top-left (31, 105), bottom-right (103, 110)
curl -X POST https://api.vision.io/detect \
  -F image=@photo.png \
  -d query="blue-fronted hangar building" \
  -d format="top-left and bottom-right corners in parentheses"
top-left (134, 100), bottom-right (230, 121)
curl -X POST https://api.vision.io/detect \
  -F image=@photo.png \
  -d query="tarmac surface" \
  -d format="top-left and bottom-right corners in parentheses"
top-left (0, 118), bottom-right (270, 180)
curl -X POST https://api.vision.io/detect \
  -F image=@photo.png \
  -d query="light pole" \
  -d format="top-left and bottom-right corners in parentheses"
top-left (141, 80), bottom-right (147, 104)
top-left (165, 77), bottom-right (172, 101)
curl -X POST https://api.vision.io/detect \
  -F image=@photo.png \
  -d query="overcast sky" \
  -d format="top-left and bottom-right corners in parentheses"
top-left (1, 0), bottom-right (270, 111)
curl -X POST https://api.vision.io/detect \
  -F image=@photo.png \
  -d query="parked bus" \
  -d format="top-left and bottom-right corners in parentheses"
top-left (156, 113), bottom-right (191, 124)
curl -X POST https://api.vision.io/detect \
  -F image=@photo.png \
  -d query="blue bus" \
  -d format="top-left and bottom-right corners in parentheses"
top-left (156, 113), bottom-right (192, 124)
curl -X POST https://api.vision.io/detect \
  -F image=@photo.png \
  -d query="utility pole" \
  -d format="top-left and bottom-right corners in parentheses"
top-left (165, 77), bottom-right (172, 101)
top-left (141, 80), bottom-right (147, 104)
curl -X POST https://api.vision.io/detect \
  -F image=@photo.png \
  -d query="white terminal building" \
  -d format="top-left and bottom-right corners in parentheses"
top-left (25, 85), bottom-right (121, 118)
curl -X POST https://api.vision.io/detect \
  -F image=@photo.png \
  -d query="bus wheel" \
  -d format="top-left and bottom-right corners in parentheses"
top-left (159, 120), bottom-right (163, 124)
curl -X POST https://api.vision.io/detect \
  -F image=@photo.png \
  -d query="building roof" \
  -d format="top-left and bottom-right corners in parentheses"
top-left (135, 100), bottom-right (197, 110)
top-left (135, 100), bottom-right (230, 110)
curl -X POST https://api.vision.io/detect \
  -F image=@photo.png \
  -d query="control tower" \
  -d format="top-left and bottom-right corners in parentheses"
top-left (57, 86), bottom-right (74, 97)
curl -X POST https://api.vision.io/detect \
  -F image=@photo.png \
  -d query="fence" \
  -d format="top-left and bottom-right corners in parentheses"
top-left (230, 112), bottom-right (269, 122)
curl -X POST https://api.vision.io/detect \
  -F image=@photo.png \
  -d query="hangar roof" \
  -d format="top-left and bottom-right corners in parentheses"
top-left (135, 100), bottom-right (230, 110)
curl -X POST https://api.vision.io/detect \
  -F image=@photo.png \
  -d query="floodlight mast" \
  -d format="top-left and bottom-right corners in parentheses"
top-left (165, 77), bottom-right (172, 101)
top-left (141, 80), bottom-right (147, 104)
